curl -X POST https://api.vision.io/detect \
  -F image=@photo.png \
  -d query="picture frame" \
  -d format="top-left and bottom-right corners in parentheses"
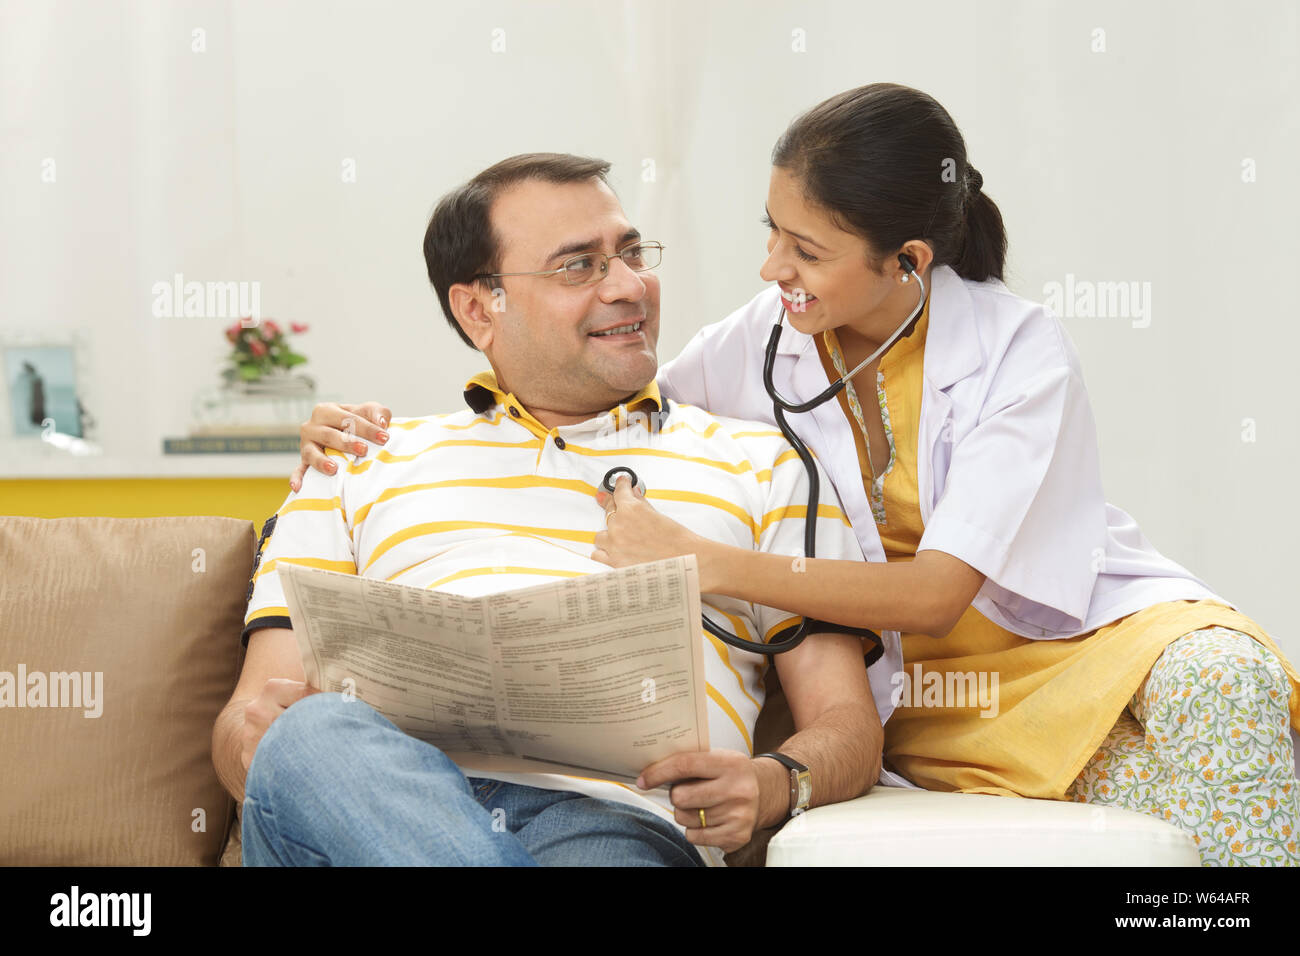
top-left (0, 330), bottom-right (97, 447)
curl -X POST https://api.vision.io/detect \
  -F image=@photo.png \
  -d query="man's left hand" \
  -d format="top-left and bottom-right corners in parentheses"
top-left (637, 749), bottom-right (771, 853)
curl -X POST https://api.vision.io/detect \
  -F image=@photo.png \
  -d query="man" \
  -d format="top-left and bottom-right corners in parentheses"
top-left (211, 153), bottom-right (887, 867)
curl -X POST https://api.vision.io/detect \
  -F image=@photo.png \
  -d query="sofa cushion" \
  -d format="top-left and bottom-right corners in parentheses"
top-left (220, 806), bottom-right (243, 867)
top-left (0, 516), bottom-right (251, 865)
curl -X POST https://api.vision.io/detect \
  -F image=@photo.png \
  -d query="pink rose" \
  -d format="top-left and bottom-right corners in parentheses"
top-left (261, 319), bottom-right (281, 338)
top-left (290, 322), bottom-right (309, 334)
top-left (249, 339), bottom-right (267, 357)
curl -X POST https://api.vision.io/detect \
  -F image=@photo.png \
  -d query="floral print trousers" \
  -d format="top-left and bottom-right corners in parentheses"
top-left (1066, 626), bottom-right (1299, 865)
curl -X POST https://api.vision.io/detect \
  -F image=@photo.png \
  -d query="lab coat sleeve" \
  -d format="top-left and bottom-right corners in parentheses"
top-left (916, 360), bottom-right (1108, 632)
top-left (657, 287), bottom-right (779, 423)
top-left (656, 322), bottom-right (715, 409)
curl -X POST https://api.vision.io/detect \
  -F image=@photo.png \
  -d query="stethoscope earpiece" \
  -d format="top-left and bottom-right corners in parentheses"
top-left (898, 253), bottom-right (917, 282)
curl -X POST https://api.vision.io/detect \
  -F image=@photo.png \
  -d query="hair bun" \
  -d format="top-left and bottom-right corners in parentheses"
top-left (966, 164), bottom-right (983, 194)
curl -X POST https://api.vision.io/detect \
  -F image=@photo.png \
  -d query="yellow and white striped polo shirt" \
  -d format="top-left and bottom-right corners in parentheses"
top-left (243, 369), bottom-right (870, 865)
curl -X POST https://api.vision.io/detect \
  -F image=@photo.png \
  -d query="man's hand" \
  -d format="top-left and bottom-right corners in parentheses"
top-left (637, 749), bottom-right (780, 853)
top-left (239, 678), bottom-right (322, 771)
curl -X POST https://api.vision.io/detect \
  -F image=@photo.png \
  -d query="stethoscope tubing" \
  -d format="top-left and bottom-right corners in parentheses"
top-left (764, 269), bottom-right (928, 415)
top-left (600, 273), bottom-right (924, 656)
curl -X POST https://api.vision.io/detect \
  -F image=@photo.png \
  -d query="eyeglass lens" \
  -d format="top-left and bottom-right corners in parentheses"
top-left (562, 243), bottom-right (661, 285)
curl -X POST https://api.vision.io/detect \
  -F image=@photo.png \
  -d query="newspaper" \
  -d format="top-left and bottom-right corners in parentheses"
top-left (279, 556), bottom-right (709, 785)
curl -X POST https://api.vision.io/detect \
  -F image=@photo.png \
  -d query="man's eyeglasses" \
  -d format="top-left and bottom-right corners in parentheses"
top-left (474, 241), bottom-right (664, 287)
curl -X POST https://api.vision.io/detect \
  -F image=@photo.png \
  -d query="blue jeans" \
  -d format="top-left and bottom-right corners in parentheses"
top-left (241, 691), bottom-right (705, 867)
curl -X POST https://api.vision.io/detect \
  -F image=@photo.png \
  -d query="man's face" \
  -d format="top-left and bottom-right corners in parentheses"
top-left (471, 178), bottom-right (660, 419)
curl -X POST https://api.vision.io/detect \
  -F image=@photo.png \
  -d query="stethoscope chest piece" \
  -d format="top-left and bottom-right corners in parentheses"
top-left (601, 466), bottom-right (646, 498)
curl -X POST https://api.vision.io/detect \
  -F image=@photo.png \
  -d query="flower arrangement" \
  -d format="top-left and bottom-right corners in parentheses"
top-left (223, 318), bottom-right (310, 384)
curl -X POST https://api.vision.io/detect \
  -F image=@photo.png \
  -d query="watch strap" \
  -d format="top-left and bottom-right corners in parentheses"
top-left (755, 751), bottom-right (812, 816)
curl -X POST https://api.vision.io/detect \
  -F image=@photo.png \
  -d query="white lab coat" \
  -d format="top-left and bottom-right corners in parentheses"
top-left (658, 264), bottom-right (1236, 742)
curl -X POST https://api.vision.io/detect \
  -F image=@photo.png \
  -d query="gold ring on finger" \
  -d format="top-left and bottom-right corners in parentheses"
top-left (699, 808), bottom-right (707, 828)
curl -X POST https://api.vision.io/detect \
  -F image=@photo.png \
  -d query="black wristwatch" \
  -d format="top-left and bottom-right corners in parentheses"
top-left (755, 752), bottom-right (812, 817)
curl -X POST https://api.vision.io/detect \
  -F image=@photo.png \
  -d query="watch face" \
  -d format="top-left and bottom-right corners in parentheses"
top-left (795, 771), bottom-right (812, 809)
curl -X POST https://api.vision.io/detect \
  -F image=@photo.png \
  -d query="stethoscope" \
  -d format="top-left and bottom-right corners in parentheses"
top-left (596, 254), bottom-right (925, 658)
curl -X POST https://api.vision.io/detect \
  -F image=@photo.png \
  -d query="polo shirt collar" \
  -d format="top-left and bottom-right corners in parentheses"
top-left (463, 370), bottom-right (664, 433)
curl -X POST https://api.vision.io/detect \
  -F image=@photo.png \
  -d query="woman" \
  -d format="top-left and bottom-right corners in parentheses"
top-left (291, 83), bottom-right (1299, 865)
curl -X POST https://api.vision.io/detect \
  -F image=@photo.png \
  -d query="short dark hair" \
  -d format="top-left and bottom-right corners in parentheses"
top-left (772, 83), bottom-right (1007, 282)
top-left (422, 152), bottom-right (613, 349)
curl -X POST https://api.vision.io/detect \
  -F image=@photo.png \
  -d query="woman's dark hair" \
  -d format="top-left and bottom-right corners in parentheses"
top-left (771, 83), bottom-right (1006, 282)
top-left (423, 152), bottom-right (613, 350)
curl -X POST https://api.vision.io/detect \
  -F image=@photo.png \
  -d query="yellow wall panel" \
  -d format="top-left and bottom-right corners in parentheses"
top-left (1, 479), bottom-right (292, 526)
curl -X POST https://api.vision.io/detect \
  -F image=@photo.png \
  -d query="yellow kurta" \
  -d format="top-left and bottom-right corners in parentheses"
top-left (815, 302), bottom-right (1300, 800)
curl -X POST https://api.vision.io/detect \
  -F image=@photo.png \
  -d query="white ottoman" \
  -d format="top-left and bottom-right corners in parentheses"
top-left (765, 786), bottom-right (1201, 866)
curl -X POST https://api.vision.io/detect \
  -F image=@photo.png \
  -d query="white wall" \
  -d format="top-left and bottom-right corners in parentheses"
top-left (2, 0), bottom-right (1296, 660)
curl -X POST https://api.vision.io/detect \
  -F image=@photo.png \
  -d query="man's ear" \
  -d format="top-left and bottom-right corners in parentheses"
top-left (449, 281), bottom-right (500, 350)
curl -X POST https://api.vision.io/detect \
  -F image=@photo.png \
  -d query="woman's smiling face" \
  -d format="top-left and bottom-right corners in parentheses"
top-left (759, 165), bottom-right (927, 348)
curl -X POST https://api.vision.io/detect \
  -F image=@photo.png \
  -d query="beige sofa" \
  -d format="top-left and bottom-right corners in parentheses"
top-left (0, 515), bottom-right (1199, 866)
